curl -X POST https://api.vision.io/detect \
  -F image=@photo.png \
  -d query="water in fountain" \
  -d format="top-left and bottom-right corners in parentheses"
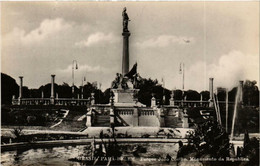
top-left (230, 85), bottom-right (241, 141)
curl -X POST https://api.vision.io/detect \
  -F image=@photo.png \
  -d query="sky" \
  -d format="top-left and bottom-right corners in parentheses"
top-left (1, 1), bottom-right (259, 92)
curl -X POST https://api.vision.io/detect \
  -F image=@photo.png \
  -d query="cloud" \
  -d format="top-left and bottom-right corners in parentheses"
top-left (54, 64), bottom-right (112, 88)
top-left (75, 32), bottom-right (120, 47)
top-left (4, 18), bottom-right (73, 45)
top-left (57, 64), bottom-right (107, 74)
top-left (207, 51), bottom-right (259, 89)
top-left (136, 35), bottom-right (195, 48)
top-left (182, 51), bottom-right (259, 91)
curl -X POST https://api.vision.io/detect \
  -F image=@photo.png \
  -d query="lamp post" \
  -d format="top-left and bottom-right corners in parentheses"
top-left (72, 60), bottom-right (78, 98)
top-left (179, 62), bottom-right (185, 107)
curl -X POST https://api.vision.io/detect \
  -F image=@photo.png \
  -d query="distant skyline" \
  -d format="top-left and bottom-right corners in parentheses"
top-left (1, 2), bottom-right (259, 91)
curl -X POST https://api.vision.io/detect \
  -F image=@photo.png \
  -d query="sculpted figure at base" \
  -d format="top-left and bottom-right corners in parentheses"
top-left (111, 73), bottom-right (121, 89)
top-left (111, 63), bottom-right (143, 89)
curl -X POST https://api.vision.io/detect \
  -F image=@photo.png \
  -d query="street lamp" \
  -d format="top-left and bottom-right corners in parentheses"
top-left (72, 60), bottom-right (78, 98)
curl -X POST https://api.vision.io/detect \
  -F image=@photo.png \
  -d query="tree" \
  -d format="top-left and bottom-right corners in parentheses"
top-left (174, 89), bottom-right (183, 100)
top-left (57, 83), bottom-right (72, 98)
top-left (83, 82), bottom-right (97, 99)
top-left (94, 89), bottom-right (103, 104)
top-left (177, 119), bottom-right (230, 161)
top-left (137, 78), bottom-right (158, 106)
top-left (235, 107), bottom-right (259, 134)
top-left (100, 88), bottom-right (111, 104)
top-left (217, 88), bottom-right (227, 101)
top-left (228, 87), bottom-right (237, 102)
top-left (200, 91), bottom-right (210, 101)
top-left (1, 73), bottom-right (19, 104)
top-left (185, 90), bottom-right (200, 100)
top-left (28, 89), bottom-right (41, 98)
top-left (243, 80), bottom-right (259, 106)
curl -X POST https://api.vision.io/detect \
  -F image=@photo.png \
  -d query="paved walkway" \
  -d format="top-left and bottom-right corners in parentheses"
top-left (1, 128), bottom-right (87, 138)
top-left (1, 138), bottom-right (188, 152)
top-left (83, 127), bottom-right (193, 138)
top-left (2, 127), bottom-right (193, 138)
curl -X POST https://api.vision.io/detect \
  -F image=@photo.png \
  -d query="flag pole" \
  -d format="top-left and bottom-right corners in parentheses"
top-left (182, 63), bottom-right (185, 91)
top-left (226, 88), bottom-right (229, 132)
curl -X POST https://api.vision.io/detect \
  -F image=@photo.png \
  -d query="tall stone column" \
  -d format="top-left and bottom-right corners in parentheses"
top-left (50, 75), bottom-right (55, 105)
top-left (209, 78), bottom-right (214, 107)
top-left (18, 76), bottom-right (23, 105)
top-left (122, 31), bottom-right (131, 75)
top-left (19, 76), bottom-right (23, 99)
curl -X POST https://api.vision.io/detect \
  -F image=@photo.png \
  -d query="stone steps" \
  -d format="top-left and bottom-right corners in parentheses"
top-left (93, 115), bottom-right (110, 127)
top-left (164, 115), bottom-right (182, 128)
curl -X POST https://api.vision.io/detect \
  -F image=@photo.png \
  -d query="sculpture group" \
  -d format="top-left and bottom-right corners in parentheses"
top-left (111, 63), bottom-right (142, 90)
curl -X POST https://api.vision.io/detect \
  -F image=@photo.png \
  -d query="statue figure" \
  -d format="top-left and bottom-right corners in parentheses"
top-left (122, 7), bottom-right (130, 32)
top-left (121, 77), bottom-right (129, 89)
top-left (111, 73), bottom-right (131, 89)
top-left (111, 73), bottom-right (121, 89)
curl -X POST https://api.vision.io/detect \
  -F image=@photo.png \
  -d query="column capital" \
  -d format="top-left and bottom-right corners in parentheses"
top-left (122, 32), bottom-right (131, 36)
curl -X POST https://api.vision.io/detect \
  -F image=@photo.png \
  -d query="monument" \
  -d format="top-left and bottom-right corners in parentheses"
top-left (84, 8), bottom-right (199, 128)
top-left (111, 7), bottom-right (143, 107)
top-left (122, 7), bottom-right (130, 75)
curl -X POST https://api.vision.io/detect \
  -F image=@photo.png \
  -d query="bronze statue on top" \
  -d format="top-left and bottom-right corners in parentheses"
top-left (122, 7), bottom-right (130, 32)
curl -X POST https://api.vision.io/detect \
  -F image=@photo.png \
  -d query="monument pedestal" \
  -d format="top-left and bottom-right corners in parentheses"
top-left (111, 88), bottom-right (144, 107)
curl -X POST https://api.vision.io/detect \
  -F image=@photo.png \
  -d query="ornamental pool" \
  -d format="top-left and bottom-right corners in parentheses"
top-left (1, 143), bottom-right (180, 166)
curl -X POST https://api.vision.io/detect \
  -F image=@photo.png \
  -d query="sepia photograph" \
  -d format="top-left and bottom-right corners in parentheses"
top-left (1, 1), bottom-right (259, 166)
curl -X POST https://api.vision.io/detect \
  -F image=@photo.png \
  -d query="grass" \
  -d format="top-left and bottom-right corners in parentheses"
top-left (1, 105), bottom-right (87, 132)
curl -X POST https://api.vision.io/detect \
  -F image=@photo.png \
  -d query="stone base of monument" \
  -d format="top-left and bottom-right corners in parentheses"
top-left (111, 88), bottom-right (145, 107)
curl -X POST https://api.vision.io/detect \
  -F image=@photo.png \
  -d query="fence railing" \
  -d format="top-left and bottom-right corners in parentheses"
top-left (172, 100), bottom-right (234, 107)
top-left (12, 98), bottom-right (234, 107)
top-left (12, 98), bottom-right (90, 106)
top-left (173, 100), bottom-right (210, 107)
